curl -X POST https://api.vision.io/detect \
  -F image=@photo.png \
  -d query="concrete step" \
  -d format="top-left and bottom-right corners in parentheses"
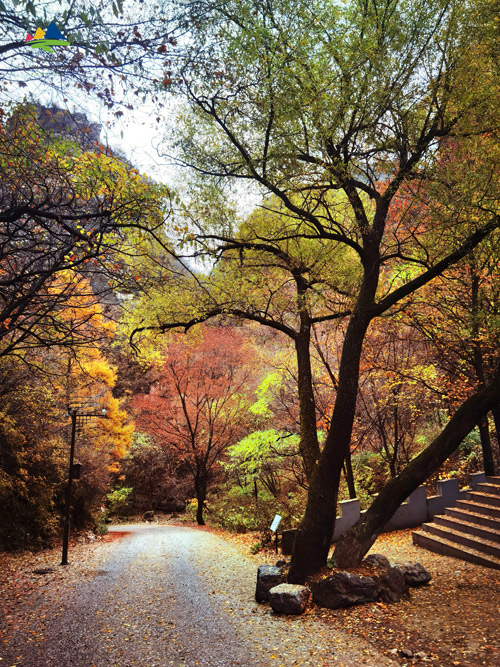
top-left (446, 507), bottom-right (500, 531)
top-left (434, 515), bottom-right (500, 543)
top-left (412, 531), bottom-right (500, 570)
top-left (486, 476), bottom-right (500, 484)
top-left (420, 523), bottom-right (500, 559)
top-left (466, 491), bottom-right (500, 508)
top-left (475, 483), bottom-right (500, 497)
top-left (455, 499), bottom-right (500, 519)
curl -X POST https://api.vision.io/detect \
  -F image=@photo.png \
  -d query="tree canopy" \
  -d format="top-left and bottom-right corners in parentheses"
top-left (138, 0), bottom-right (500, 580)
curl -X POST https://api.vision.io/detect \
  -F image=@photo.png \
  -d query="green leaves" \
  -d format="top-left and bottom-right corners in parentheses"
top-left (225, 429), bottom-right (300, 479)
top-left (249, 372), bottom-right (283, 416)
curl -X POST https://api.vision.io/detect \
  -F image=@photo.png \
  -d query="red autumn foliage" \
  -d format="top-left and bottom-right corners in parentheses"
top-left (132, 326), bottom-right (254, 524)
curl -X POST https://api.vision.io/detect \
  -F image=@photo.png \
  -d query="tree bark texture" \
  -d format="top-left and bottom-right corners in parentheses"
top-left (492, 406), bottom-right (500, 462)
top-left (195, 477), bottom-right (206, 526)
top-left (344, 451), bottom-right (357, 499)
top-left (471, 266), bottom-right (496, 475)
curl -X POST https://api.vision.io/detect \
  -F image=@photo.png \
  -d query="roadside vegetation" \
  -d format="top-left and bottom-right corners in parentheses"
top-left (0, 0), bottom-right (498, 591)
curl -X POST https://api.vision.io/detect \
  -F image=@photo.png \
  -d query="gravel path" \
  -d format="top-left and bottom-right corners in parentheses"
top-left (1, 523), bottom-right (395, 667)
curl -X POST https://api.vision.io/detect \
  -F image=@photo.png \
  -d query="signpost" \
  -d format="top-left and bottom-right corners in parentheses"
top-left (270, 514), bottom-right (282, 554)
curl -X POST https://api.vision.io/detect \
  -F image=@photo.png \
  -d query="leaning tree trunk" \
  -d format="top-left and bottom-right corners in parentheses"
top-left (333, 364), bottom-right (500, 568)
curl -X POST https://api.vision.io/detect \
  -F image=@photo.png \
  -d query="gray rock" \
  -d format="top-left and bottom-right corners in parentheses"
top-left (363, 553), bottom-right (408, 603)
top-left (377, 565), bottom-right (409, 603)
top-left (312, 571), bottom-right (379, 609)
top-left (35, 105), bottom-right (101, 147)
top-left (395, 562), bottom-right (431, 587)
top-left (400, 648), bottom-right (413, 658)
top-left (364, 553), bottom-right (391, 570)
top-left (255, 565), bottom-right (285, 603)
top-left (268, 583), bottom-right (310, 615)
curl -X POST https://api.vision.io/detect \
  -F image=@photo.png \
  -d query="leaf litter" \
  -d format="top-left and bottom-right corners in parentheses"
top-left (0, 525), bottom-right (498, 666)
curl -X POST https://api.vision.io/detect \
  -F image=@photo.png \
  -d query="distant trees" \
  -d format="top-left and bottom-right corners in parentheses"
top-left (133, 327), bottom-right (254, 524)
top-left (128, 197), bottom-right (356, 483)
top-left (0, 357), bottom-right (65, 549)
top-left (119, 433), bottom-right (192, 514)
top-left (354, 320), bottom-right (440, 479)
top-left (405, 245), bottom-right (500, 476)
top-left (0, 287), bottom-right (133, 549)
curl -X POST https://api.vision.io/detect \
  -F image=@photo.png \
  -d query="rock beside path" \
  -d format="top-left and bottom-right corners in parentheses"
top-left (395, 562), bottom-right (432, 586)
top-left (255, 565), bottom-right (285, 603)
top-left (268, 584), bottom-right (310, 614)
top-left (312, 571), bottom-right (379, 609)
top-left (311, 555), bottom-right (431, 609)
top-left (377, 564), bottom-right (409, 603)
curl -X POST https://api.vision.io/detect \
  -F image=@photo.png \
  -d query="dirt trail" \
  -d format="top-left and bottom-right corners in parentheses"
top-left (0, 524), bottom-right (394, 666)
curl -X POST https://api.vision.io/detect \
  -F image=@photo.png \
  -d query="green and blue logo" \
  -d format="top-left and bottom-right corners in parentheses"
top-left (25, 22), bottom-right (70, 52)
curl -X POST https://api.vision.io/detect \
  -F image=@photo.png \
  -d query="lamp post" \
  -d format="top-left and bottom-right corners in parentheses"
top-left (61, 405), bottom-right (107, 566)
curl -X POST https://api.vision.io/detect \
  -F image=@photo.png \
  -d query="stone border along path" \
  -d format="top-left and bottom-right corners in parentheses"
top-left (1, 524), bottom-right (396, 666)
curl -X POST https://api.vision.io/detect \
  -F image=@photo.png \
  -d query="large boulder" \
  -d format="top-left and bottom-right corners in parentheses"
top-left (377, 565), bottom-right (409, 603)
top-left (395, 562), bottom-right (432, 587)
top-left (268, 584), bottom-right (310, 615)
top-left (363, 553), bottom-right (409, 603)
top-left (255, 565), bottom-right (285, 603)
top-left (311, 556), bottom-right (430, 610)
top-left (312, 571), bottom-right (379, 609)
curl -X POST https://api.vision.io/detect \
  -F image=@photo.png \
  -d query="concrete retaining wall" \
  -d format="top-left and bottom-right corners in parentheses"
top-left (331, 472), bottom-right (486, 542)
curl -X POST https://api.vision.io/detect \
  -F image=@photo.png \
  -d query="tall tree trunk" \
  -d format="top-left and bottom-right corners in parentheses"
top-left (391, 398), bottom-right (399, 477)
top-left (492, 406), bottom-right (500, 467)
top-left (295, 324), bottom-right (321, 480)
top-left (471, 265), bottom-right (496, 475)
top-left (478, 417), bottom-right (496, 476)
top-left (288, 254), bottom-right (379, 583)
top-left (333, 364), bottom-right (500, 568)
top-left (344, 450), bottom-right (357, 499)
top-left (195, 476), bottom-right (206, 526)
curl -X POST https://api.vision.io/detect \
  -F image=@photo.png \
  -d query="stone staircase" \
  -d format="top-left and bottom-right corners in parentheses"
top-left (412, 476), bottom-right (500, 570)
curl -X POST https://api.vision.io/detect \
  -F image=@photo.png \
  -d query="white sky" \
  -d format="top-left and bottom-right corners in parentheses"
top-left (7, 61), bottom-right (260, 220)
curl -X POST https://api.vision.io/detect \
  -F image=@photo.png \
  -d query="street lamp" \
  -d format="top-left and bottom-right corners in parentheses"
top-left (61, 404), bottom-right (107, 566)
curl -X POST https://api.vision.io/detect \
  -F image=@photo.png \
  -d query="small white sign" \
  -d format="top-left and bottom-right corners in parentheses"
top-left (270, 514), bottom-right (282, 533)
